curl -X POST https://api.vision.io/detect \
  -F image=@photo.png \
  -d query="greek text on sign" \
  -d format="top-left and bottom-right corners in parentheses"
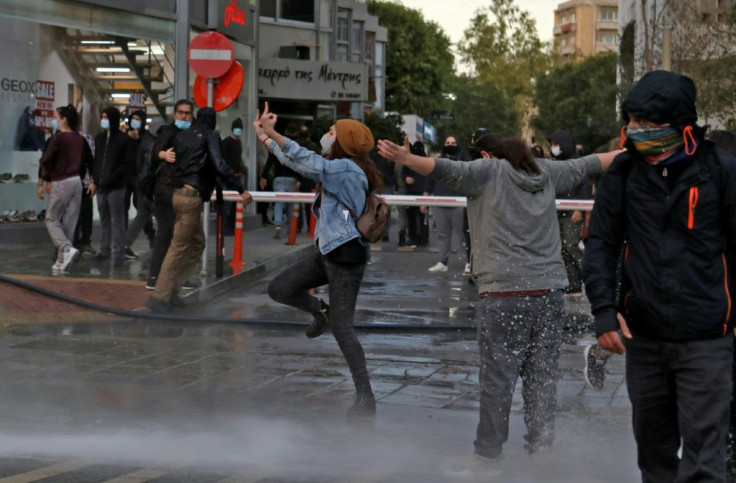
top-left (257, 58), bottom-right (368, 102)
top-left (224, 0), bottom-right (245, 27)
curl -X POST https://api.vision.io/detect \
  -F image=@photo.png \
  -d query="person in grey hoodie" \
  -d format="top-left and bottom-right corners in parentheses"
top-left (377, 134), bottom-right (621, 465)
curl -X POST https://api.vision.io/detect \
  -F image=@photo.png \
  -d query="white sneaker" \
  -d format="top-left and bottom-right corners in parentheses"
top-left (463, 263), bottom-right (471, 275)
top-left (51, 260), bottom-right (63, 272)
top-left (59, 246), bottom-right (79, 271)
top-left (428, 262), bottom-right (448, 272)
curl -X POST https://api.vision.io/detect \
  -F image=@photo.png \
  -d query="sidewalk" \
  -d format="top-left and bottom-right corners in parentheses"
top-left (0, 218), bottom-right (315, 319)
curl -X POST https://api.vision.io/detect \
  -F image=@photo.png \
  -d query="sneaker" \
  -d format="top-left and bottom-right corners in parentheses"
top-left (444, 453), bottom-right (503, 479)
top-left (51, 260), bottom-right (63, 272)
top-left (181, 279), bottom-right (200, 290)
top-left (93, 252), bottom-right (111, 262)
top-left (305, 300), bottom-right (329, 339)
top-left (78, 245), bottom-right (98, 256)
top-left (583, 344), bottom-right (608, 390)
top-left (428, 262), bottom-right (448, 273)
top-left (274, 226), bottom-right (282, 239)
top-left (169, 291), bottom-right (187, 308)
top-left (145, 276), bottom-right (157, 290)
top-left (59, 246), bottom-right (79, 271)
top-left (145, 297), bottom-right (172, 314)
top-left (463, 263), bottom-right (471, 275)
top-left (124, 247), bottom-right (139, 259)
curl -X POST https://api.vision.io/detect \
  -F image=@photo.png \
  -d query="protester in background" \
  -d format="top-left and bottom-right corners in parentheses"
top-left (370, 149), bottom-right (397, 242)
top-left (37, 104), bottom-right (94, 272)
top-left (403, 141), bottom-right (429, 247)
top-left (583, 70), bottom-right (736, 482)
top-left (378, 133), bottom-right (620, 472)
top-left (256, 103), bottom-right (382, 419)
top-left (260, 122), bottom-right (301, 239)
top-left (550, 130), bottom-right (587, 294)
top-left (147, 107), bottom-right (251, 313)
top-left (146, 99), bottom-right (193, 290)
top-left (90, 107), bottom-right (133, 265)
top-left (295, 125), bottom-right (321, 234)
top-left (424, 135), bottom-right (469, 273)
top-left (73, 123), bottom-right (97, 257)
top-left (221, 118), bottom-right (245, 236)
top-left (122, 110), bottom-right (155, 258)
top-left (124, 117), bottom-right (165, 257)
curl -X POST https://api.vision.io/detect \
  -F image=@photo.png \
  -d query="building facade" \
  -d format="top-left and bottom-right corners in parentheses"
top-left (257, 0), bottom-right (387, 129)
top-left (553, 0), bottom-right (619, 60)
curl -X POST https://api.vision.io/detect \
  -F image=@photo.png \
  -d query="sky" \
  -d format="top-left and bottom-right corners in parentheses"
top-left (397, 0), bottom-right (556, 45)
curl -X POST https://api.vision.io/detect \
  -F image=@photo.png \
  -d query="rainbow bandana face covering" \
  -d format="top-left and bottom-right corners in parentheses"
top-left (626, 124), bottom-right (684, 164)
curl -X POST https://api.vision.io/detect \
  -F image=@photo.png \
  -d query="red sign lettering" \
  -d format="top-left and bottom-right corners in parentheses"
top-left (224, 0), bottom-right (246, 27)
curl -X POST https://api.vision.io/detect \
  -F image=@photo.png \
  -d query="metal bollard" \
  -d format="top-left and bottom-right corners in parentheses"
top-left (286, 202), bottom-right (299, 245)
top-left (229, 200), bottom-right (246, 274)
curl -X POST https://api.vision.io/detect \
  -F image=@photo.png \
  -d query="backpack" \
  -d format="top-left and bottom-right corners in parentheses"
top-left (350, 193), bottom-right (389, 243)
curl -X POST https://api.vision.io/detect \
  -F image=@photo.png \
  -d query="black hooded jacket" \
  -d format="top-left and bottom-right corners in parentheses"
top-left (93, 107), bottom-right (135, 191)
top-left (172, 107), bottom-right (244, 200)
top-left (582, 70), bottom-right (736, 342)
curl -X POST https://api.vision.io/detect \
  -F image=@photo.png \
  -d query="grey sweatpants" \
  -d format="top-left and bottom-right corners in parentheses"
top-left (97, 188), bottom-right (126, 259)
top-left (474, 291), bottom-right (566, 459)
top-left (45, 176), bottom-right (82, 261)
top-left (433, 206), bottom-right (465, 266)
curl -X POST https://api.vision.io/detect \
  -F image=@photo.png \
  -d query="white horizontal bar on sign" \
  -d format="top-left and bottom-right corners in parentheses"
top-left (189, 49), bottom-right (232, 60)
top-left (213, 191), bottom-right (595, 211)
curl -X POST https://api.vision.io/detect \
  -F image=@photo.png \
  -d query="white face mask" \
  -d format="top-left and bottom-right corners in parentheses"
top-left (551, 145), bottom-right (562, 157)
top-left (320, 134), bottom-right (336, 155)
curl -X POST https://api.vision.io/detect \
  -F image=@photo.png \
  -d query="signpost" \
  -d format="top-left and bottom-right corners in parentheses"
top-left (188, 31), bottom-right (236, 278)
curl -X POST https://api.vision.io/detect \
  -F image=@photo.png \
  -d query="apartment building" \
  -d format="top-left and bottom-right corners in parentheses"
top-left (553, 0), bottom-right (619, 60)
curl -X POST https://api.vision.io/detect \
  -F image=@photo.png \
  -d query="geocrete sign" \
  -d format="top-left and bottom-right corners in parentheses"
top-left (258, 59), bottom-right (368, 102)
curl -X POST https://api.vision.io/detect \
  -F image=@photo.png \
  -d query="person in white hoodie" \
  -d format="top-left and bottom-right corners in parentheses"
top-left (378, 135), bottom-right (621, 466)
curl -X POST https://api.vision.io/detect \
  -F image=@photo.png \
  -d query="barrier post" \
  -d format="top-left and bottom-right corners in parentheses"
top-left (286, 203), bottom-right (299, 245)
top-left (308, 188), bottom-right (316, 239)
top-left (229, 200), bottom-right (246, 274)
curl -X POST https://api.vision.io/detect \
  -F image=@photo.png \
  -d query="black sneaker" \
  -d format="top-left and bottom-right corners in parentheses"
top-left (124, 247), bottom-right (139, 259)
top-left (305, 300), bottom-right (329, 338)
top-left (145, 276), bottom-right (157, 290)
top-left (583, 344), bottom-right (608, 390)
top-left (145, 297), bottom-right (171, 314)
top-left (169, 291), bottom-right (187, 308)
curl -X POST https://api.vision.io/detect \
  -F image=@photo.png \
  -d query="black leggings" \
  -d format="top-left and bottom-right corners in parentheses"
top-left (268, 246), bottom-right (370, 390)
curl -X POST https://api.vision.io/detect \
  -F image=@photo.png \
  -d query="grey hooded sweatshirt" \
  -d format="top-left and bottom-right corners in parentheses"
top-left (431, 154), bottom-right (601, 293)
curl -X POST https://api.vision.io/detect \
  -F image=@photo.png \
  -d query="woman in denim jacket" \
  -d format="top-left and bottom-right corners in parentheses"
top-left (254, 103), bottom-right (383, 418)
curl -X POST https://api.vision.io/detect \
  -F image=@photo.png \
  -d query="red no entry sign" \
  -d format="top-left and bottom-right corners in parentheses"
top-left (187, 31), bottom-right (234, 79)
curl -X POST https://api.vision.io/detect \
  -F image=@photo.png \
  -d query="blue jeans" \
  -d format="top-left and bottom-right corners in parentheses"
top-left (268, 246), bottom-right (370, 390)
top-left (272, 176), bottom-right (297, 227)
top-left (474, 291), bottom-right (565, 459)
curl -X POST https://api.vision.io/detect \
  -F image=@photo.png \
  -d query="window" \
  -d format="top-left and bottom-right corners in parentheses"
top-left (600, 10), bottom-right (617, 21)
top-left (599, 33), bottom-right (619, 44)
top-left (336, 8), bottom-right (349, 61)
top-left (351, 21), bottom-right (363, 62)
top-left (260, 0), bottom-right (315, 23)
top-left (571, 12), bottom-right (576, 23)
top-left (561, 38), bottom-right (567, 46)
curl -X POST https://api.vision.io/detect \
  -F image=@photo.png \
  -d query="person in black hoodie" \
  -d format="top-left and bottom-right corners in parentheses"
top-left (90, 107), bottom-right (134, 263)
top-left (549, 130), bottom-right (588, 294)
top-left (402, 141), bottom-right (429, 247)
top-left (146, 107), bottom-right (252, 313)
top-left (583, 70), bottom-right (736, 482)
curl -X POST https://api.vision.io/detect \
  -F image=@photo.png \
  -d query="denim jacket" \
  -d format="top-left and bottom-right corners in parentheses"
top-left (268, 139), bottom-right (367, 254)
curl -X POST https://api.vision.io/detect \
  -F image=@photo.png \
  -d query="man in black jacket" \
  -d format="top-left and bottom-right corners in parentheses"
top-left (90, 107), bottom-right (135, 263)
top-left (583, 70), bottom-right (736, 482)
top-left (146, 107), bottom-right (252, 313)
top-left (146, 99), bottom-right (193, 289)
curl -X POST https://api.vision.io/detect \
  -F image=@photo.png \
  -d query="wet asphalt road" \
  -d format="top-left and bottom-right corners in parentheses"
top-left (0, 243), bottom-right (638, 482)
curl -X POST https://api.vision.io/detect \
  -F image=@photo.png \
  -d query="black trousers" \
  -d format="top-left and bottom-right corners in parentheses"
top-left (626, 334), bottom-right (732, 482)
top-left (73, 189), bottom-right (94, 247)
top-left (268, 246), bottom-right (370, 391)
top-left (149, 183), bottom-right (176, 279)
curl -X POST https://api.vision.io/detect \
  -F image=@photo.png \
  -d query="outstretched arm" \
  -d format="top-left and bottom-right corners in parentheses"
top-left (377, 137), bottom-right (435, 176)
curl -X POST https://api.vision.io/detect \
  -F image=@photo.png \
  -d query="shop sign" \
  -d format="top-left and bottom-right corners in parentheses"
top-left (129, 90), bottom-right (147, 110)
top-left (258, 59), bottom-right (368, 102)
top-left (34, 80), bottom-right (55, 132)
top-left (217, 0), bottom-right (256, 46)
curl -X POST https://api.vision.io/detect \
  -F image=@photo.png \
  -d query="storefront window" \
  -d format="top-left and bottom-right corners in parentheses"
top-left (260, 0), bottom-right (315, 23)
